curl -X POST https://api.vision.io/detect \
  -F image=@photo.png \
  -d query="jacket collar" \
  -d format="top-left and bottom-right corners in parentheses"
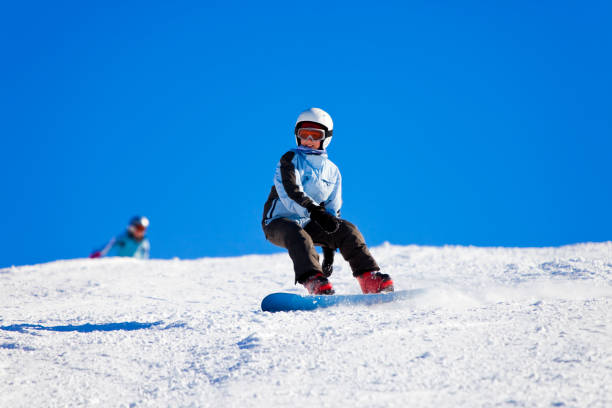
top-left (295, 146), bottom-right (327, 156)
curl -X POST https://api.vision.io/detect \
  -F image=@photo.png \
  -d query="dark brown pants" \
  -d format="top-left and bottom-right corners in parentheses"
top-left (263, 218), bottom-right (379, 283)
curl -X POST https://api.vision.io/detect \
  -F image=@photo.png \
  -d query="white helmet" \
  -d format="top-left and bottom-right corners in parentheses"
top-left (294, 107), bottom-right (334, 149)
top-left (128, 215), bottom-right (149, 232)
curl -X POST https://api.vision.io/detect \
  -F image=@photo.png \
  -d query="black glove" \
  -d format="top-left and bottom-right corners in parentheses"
top-left (322, 246), bottom-right (335, 277)
top-left (307, 204), bottom-right (340, 234)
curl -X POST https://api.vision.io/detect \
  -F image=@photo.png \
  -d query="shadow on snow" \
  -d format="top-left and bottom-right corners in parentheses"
top-left (0, 321), bottom-right (165, 333)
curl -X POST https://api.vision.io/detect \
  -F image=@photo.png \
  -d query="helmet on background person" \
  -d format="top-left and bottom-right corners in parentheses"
top-left (128, 215), bottom-right (149, 236)
top-left (294, 108), bottom-right (334, 149)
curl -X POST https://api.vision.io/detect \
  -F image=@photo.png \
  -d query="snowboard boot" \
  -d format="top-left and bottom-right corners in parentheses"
top-left (303, 272), bottom-right (335, 295)
top-left (356, 271), bottom-right (394, 294)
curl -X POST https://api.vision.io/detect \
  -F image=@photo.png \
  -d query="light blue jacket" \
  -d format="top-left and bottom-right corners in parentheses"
top-left (263, 147), bottom-right (342, 227)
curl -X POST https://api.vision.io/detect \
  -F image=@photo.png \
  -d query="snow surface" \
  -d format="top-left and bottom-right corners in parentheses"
top-left (1, 242), bottom-right (611, 407)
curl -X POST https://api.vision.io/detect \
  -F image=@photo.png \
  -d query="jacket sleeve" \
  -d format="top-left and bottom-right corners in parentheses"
top-left (323, 167), bottom-right (342, 216)
top-left (101, 237), bottom-right (118, 257)
top-left (273, 151), bottom-right (316, 215)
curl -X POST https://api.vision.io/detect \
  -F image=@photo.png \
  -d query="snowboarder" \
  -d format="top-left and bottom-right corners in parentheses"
top-left (262, 108), bottom-right (394, 295)
top-left (90, 216), bottom-right (151, 259)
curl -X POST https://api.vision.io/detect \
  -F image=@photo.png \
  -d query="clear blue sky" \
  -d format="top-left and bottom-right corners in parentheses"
top-left (1, 1), bottom-right (610, 268)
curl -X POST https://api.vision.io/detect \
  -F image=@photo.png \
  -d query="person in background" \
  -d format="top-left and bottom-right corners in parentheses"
top-left (90, 216), bottom-right (150, 259)
top-left (261, 107), bottom-right (394, 295)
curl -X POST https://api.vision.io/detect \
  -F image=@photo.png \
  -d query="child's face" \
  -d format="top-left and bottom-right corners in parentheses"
top-left (297, 122), bottom-right (325, 149)
top-left (129, 225), bottom-right (146, 240)
top-left (300, 137), bottom-right (322, 149)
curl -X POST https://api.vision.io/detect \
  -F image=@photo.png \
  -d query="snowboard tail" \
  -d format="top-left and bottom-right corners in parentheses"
top-left (261, 289), bottom-right (425, 312)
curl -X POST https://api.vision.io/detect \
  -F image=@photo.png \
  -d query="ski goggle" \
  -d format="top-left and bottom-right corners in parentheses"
top-left (297, 127), bottom-right (326, 141)
top-left (130, 224), bottom-right (147, 233)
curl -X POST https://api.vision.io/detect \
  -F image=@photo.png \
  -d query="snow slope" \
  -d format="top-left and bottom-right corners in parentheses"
top-left (1, 243), bottom-right (611, 407)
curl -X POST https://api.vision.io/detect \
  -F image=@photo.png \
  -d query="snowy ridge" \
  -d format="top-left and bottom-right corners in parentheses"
top-left (1, 242), bottom-right (611, 407)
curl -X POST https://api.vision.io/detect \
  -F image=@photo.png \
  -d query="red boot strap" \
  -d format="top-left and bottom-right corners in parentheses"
top-left (318, 282), bottom-right (333, 292)
top-left (381, 279), bottom-right (393, 288)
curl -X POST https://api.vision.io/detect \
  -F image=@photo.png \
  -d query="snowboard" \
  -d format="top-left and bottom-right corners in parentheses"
top-left (261, 289), bottom-right (425, 312)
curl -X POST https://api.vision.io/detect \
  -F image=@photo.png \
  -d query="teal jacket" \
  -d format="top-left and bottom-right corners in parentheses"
top-left (102, 232), bottom-right (150, 259)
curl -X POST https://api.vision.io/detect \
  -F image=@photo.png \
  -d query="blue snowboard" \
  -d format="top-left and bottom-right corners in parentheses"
top-left (261, 289), bottom-right (425, 312)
